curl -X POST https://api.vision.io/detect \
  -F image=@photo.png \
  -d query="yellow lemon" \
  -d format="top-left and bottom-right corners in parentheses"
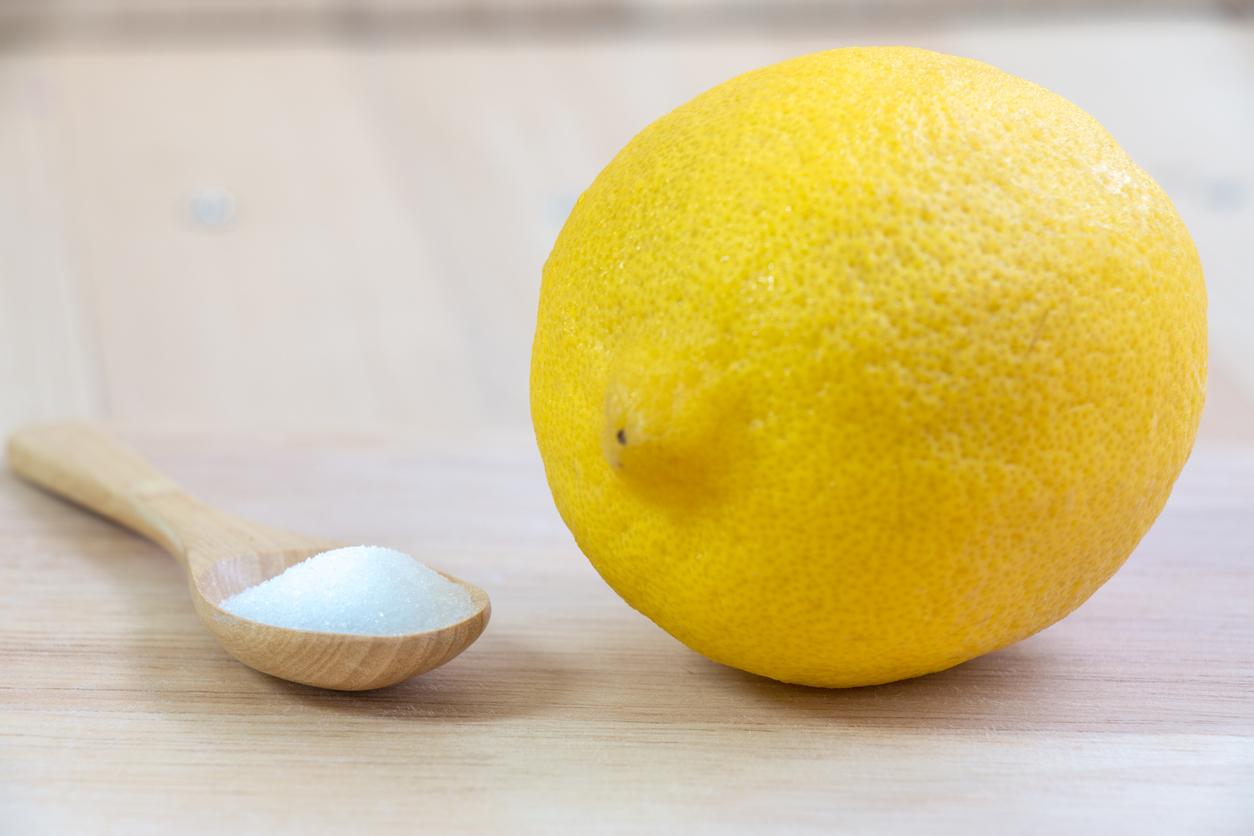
top-left (530, 47), bottom-right (1206, 687)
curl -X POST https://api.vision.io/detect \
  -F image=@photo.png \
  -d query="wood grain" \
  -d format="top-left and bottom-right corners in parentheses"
top-left (0, 431), bottom-right (1250, 833)
top-left (46, 46), bottom-right (485, 434)
top-left (0, 54), bottom-right (103, 429)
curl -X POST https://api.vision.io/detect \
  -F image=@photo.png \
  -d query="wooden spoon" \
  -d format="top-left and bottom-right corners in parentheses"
top-left (5, 423), bottom-right (490, 691)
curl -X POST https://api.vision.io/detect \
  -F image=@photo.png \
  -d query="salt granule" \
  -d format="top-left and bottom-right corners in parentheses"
top-left (220, 546), bottom-right (476, 635)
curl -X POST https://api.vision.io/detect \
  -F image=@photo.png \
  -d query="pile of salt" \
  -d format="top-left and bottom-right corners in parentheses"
top-left (220, 546), bottom-right (475, 636)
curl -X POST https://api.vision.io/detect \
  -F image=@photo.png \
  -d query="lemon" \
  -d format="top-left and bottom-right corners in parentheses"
top-left (530, 47), bottom-right (1206, 687)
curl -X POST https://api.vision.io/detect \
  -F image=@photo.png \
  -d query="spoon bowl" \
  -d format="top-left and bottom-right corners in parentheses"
top-left (191, 547), bottom-right (490, 690)
top-left (6, 423), bottom-right (490, 691)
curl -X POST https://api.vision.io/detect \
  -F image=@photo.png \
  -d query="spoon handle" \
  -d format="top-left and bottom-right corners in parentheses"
top-left (6, 423), bottom-right (303, 571)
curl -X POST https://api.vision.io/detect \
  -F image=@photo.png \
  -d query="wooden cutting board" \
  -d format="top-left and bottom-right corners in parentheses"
top-left (1, 431), bottom-right (1251, 834)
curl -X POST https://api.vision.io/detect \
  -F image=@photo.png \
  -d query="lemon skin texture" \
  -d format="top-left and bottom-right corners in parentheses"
top-left (530, 47), bottom-right (1207, 687)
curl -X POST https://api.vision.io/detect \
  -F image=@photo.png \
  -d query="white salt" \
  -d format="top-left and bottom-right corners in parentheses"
top-left (220, 546), bottom-right (476, 635)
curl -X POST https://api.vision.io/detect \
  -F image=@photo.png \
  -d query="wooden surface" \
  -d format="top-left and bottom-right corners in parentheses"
top-left (2, 5), bottom-right (1253, 832)
top-left (1, 430), bottom-right (1251, 834)
top-left (2, 12), bottom-right (1254, 442)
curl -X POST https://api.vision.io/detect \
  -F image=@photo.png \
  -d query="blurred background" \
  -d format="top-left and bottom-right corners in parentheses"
top-left (1, 0), bottom-right (1251, 444)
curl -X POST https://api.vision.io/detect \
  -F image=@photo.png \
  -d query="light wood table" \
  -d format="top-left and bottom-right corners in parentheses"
top-left (1, 431), bottom-right (1250, 834)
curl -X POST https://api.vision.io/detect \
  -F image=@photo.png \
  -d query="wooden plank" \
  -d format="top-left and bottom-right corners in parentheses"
top-left (46, 46), bottom-right (483, 432)
top-left (0, 54), bottom-right (104, 437)
top-left (0, 432), bottom-right (1250, 832)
